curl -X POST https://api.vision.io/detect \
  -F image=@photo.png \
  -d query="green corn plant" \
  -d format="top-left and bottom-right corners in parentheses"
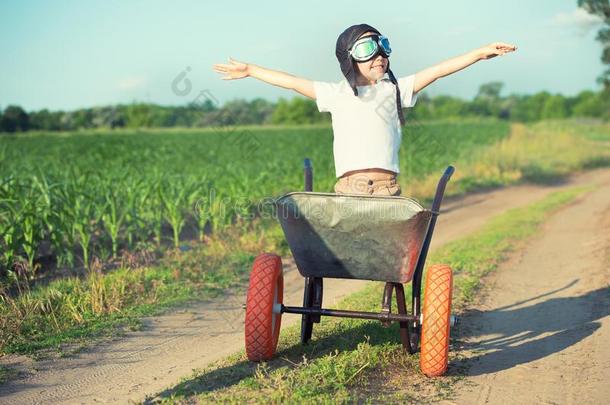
top-left (189, 186), bottom-right (210, 242)
top-left (184, 177), bottom-right (203, 240)
top-left (4, 183), bottom-right (43, 279)
top-left (60, 170), bottom-right (94, 268)
top-left (20, 210), bottom-right (38, 276)
top-left (122, 177), bottom-right (146, 248)
top-left (102, 188), bottom-right (126, 258)
top-left (68, 177), bottom-right (97, 271)
top-left (0, 178), bottom-right (19, 276)
top-left (204, 186), bottom-right (233, 234)
top-left (26, 174), bottom-right (58, 274)
top-left (0, 205), bottom-right (18, 276)
top-left (31, 174), bottom-right (56, 247)
top-left (73, 220), bottom-right (92, 271)
top-left (146, 180), bottom-right (165, 246)
top-left (53, 181), bottom-right (79, 268)
top-left (131, 177), bottom-right (157, 243)
top-left (159, 178), bottom-right (188, 248)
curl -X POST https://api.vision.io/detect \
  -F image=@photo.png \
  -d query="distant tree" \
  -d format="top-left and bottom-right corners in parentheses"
top-left (248, 98), bottom-right (275, 124)
top-left (468, 99), bottom-right (494, 118)
top-left (498, 94), bottom-right (521, 119)
top-left (125, 103), bottom-right (153, 128)
top-left (169, 105), bottom-right (200, 127)
top-left (0, 105), bottom-right (29, 133)
top-left (191, 98), bottom-right (218, 113)
top-left (469, 82), bottom-right (504, 118)
top-left (10, 81), bottom-right (609, 133)
top-left (71, 108), bottom-right (95, 129)
top-left (510, 92), bottom-right (551, 122)
top-left (223, 99), bottom-right (260, 125)
top-left (541, 94), bottom-right (569, 119)
top-left (30, 109), bottom-right (63, 130)
top-left (571, 90), bottom-right (603, 116)
top-left (476, 81), bottom-right (504, 100)
top-left (429, 95), bottom-right (468, 119)
top-left (271, 97), bottom-right (322, 124)
top-left (90, 106), bottom-right (126, 129)
top-left (407, 92), bottom-right (432, 120)
top-left (601, 89), bottom-right (610, 119)
top-left (506, 94), bottom-right (527, 121)
top-left (60, 111), bottom-right (77, 130)
top-left (579, 0), bottom-right (610, 88)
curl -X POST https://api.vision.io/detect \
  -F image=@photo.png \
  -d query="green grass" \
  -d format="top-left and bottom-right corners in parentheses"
top-left (406, 120), bottom-right (610, 201)
top-left (148, 185), bottom-right (591, 404)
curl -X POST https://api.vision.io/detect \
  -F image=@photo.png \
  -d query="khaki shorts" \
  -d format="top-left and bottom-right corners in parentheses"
top-left (334, 171), bottom-right (401, 196)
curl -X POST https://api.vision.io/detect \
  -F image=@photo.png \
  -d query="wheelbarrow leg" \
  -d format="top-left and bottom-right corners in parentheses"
top-left (312, 278), bottom-right (323, 323)
top-left (381, 283), bottom-right (416, 353)
top-left (300, 277), bottom-right (322, 344)
top-left (395, 284), bottom-right (417, 354)
top-left (300, 277), bottom-right (314, 344)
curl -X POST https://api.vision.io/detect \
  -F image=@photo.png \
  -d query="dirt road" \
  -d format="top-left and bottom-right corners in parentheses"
top-left (1, 169), bottom-right (609, 404)
top-left (450, 172), bottom-right (610, 404)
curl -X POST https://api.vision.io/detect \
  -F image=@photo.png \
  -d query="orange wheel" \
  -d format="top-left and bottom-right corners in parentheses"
top-left (420, 264), bottom-right (453, 377)
top-left (245, 253), bottom-right (284, 361)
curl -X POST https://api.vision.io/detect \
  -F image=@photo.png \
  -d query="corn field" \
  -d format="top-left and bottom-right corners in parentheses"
top-left (0, 120), bottom-right (509, 285)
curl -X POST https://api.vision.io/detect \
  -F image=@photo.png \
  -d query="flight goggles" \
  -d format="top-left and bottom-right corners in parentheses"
top-left (348, 35), bottom-right (392, 62)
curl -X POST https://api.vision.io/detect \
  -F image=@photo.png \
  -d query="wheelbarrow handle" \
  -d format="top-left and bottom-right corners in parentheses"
top-left (412, 165), bottom-right (455, 319)
top-left (431, 165), bottom-right (455, 214)
top-left (304, 158), bottom-right (313, 192)
top-left (442, 165), bottom-right (455, 182)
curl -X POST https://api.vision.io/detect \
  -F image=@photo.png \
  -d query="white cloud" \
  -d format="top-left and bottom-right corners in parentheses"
top-left (551, 7), bottom-right (603, 36)
top-left (117, 76), bottom-right (148, 91)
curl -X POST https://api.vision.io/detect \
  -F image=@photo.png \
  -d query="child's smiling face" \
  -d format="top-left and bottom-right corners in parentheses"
top-left (353, 31), bottom-right (389, 86)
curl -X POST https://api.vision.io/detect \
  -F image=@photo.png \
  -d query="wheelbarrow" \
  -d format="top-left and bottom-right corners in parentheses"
top-left (245, 159), bottom-right (456, 377)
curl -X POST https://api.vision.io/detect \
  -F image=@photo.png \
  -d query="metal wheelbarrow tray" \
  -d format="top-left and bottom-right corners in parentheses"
top-left (276, 192), bottom-right (432, 283)
top-left (244, 159), bottom-right (457, 377)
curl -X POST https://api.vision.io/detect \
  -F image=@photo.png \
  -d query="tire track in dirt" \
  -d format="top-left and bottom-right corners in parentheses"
top-left (1, 169), bottom-right (609, 404)
top-left (449, 171), bottom-right (610, 404)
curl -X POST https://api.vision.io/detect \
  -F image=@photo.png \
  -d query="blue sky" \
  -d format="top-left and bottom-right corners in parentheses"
top-left (0, 0), bottom-right (605, 111)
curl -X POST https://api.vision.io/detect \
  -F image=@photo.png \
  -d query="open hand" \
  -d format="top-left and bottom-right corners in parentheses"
top-left (479, 42), bottom-right (517, 60)
top-left (212, 57), bottom-right (249, 80)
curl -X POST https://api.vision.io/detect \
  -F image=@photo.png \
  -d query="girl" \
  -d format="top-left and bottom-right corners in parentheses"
top-left (213, 23), bottom-right (516, 196)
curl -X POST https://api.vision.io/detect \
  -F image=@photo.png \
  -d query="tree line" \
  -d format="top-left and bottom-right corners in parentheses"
top-left (1, 84), bottom-right (608, 133)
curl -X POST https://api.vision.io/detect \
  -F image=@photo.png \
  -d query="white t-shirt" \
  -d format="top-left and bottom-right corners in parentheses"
top-left (313, 73), bottom-right (418, 178)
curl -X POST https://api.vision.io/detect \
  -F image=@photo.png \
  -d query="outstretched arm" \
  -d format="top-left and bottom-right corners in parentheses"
top-left (213, 58), bottom-right (316, 99)
top-left (413, 42), bottom-right (517, 93)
